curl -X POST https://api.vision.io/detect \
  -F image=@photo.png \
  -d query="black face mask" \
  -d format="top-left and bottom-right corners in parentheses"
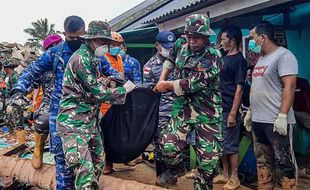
top-left (66, 39), bottom-right (83, 52)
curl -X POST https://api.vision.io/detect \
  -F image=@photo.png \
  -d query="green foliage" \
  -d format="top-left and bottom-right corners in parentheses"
top-left (24, 18), bottom-right (59, 49)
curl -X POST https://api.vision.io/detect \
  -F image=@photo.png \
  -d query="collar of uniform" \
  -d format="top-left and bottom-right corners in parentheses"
top-left (81, 44), bottom-right (100, 64)
top-left (79, 43), bottom-right (93, 54)
top-left (185, 44), bottom-right (208, 57)
top-left (155, 54), bottom-right (165, 65)
top-left (124, 54), bottom-right (129, 60)
top-left (62, 41), bottom-right (74, 54)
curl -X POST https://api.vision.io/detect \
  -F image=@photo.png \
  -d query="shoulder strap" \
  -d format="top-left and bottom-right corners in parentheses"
top-left (52, 42), bottom-right (65, 71)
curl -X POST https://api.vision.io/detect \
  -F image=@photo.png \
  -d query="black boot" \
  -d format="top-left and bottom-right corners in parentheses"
top-left (155, 160), bottom-right (168, 177)
top-left (156, 165), bottom-right (186, 188)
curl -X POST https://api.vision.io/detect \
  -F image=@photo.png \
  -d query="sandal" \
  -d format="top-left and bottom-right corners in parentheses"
top-left (213, 174), bottom-right (229, 184)
top-left (223, 178), bottom-right (241, 190)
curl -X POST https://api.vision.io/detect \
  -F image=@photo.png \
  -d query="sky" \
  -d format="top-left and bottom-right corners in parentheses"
top-left (0, 0), bottom-right (145, 44)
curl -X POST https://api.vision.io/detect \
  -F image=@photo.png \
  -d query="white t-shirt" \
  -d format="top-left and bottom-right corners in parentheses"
top-left (250, 47), bottom-right (298, 124)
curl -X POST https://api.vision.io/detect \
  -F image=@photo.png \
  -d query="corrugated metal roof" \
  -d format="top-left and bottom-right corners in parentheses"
top-left (109, 0), bottom-right (170, 31)
top-left (108, 0), bottom-right (158, 26)
top-left (119, 0), bottom-right (221, 31)
top-left (141, 0), bottom-right (207, 24)
top-left (120, 0), bottom-right (207, 31)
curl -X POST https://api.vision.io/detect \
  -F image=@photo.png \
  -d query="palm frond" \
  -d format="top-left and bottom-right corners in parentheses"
top-left (24, 18), bottom-right (59, 50)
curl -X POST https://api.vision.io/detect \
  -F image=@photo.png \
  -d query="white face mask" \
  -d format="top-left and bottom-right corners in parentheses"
top-left (160, 47), bottom-right (171, 58)
top-left (93, 41), bottom-right (109, 57)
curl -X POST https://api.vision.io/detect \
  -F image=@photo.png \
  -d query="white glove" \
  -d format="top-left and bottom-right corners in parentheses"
top-left (273, 113), bottom-right (288, 135)
top-left (244, 109), bottom-right (252, 132)
top-left (123, 80), bottom-right (136, 93)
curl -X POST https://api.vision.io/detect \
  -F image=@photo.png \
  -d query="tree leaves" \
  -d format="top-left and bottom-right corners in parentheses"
top-left (23, 18), bottom-right (59, 50)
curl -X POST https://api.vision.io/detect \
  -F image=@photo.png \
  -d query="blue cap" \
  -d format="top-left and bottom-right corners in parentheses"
top-left (156, 31), bottom-right (176, 49)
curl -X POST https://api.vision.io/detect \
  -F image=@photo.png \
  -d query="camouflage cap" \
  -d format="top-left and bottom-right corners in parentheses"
top-left (81, 21), bottom-right (114, 41)
top-left (2, 58), bottom-right (19, 68)
top-left (184, 14), bottom-right (215, 36)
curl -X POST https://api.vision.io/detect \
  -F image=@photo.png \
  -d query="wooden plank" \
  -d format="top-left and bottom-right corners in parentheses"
top-left (0, 143), bottom-right (28, 156)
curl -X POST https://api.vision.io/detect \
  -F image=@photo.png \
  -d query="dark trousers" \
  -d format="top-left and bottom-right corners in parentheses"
top-left (252, 122), bottom-right (297, 188)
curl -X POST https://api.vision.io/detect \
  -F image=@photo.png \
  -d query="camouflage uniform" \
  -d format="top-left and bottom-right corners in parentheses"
top-left (13, 41), bottom-right (78, 189)
top-left (143, 54), bottom-right (174, 166)
top-left (57, 21), bottom-right (127, 190)
top-left (3, 62), bottom-right (22, 129)
top-left (13, 40), bottom-right (121, 188)
top-left (123, 54), bottom-right (142, 84)
top-left (0, 71), bottom-right (6, 125)
top-left (0, 71), bottom-right (6, 81)
top-left (159, 14), bottom-right (223, 190)
top-left (4, 71), bottom-right (19, 92)
top-left (34, 57), bottom-right (118, 135)
top-left (33, 71), bottom-right (54, 134)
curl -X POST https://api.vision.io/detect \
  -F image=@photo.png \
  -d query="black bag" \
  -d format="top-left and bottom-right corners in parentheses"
top-left (101, 87), bottom-right (160, 163)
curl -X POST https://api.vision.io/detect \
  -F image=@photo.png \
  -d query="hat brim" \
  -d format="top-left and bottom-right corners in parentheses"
top-left (207, 28), bottom-right (216, 35)
top-left (80, 35), bottom-right (115, 42)
top-left (3, 64), bottom-right (18, 68)
top-left (161, 42), bottom-right (175, 49)
top-left (185, 28), bottom-right (216, 36)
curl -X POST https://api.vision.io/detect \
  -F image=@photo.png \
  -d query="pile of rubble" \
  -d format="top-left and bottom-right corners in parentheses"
top-left (0, 42), bottom-right (40, 74)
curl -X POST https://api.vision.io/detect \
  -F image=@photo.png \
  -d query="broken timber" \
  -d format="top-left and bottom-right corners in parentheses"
top-left (0, 156), bottom-right (167, 190)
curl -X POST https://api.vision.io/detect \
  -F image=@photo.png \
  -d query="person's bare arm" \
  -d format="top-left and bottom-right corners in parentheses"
top-left (31, 88), bottom-right (40, 109)
top-left (280, 75), bottom-right (297, 114)
top-left (228, 84), bottom-right (244, 127)
top-left (159, 68), bottom-right (171, 82)
top-left (154, 60), bottom-right (174, 92)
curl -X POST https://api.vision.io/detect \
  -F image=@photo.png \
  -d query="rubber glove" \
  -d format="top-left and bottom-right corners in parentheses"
top-left (273, 113), bottom-right (288, 135)
top-left (244, 108), bottom-right (252, 132)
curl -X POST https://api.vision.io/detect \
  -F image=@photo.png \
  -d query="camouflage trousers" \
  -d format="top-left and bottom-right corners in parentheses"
top-left (252, 122), bottom-right (297, 189)
top-left (4, 104), bottom-right (25, 129)
top-left (154, 116), bottom-right (171, 161)
top-left (160, 118), bottom-right (222, 190)
top-left (33, 101), bottom-right (50, 134)
top-left (61, 133), bottom-right (105, 190)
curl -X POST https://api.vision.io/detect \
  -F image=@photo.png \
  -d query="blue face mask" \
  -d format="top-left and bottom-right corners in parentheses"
top-left (109, 47), bottom-right (121, 56)
top-left (248, 40), bottom-right (261, 53)
top-left (119, 50), bottom-right (126, 58)
top-left (248, 35), bottom-right (263, 53)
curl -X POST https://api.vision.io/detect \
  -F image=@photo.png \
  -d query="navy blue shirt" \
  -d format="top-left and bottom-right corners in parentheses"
top-left (220, 52), bottom-right (247, 113)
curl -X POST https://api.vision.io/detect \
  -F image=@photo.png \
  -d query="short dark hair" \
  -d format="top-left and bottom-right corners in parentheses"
top-left (64, 15), bottom-right (85, 33)
top-left (222, 25), bottom-right (242, 47)
top-left (254, 21), bottom-right (275, 42)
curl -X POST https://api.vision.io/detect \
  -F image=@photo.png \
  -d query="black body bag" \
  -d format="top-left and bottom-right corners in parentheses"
top-left (101, 87), bottom-right (160, 163)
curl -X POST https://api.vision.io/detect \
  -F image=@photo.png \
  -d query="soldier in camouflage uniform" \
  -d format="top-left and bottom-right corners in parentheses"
top-left (3, 59), bottom-right (19, 92)
top-left (143, 30), bottom-right (176, 176)
top-left (0, 69), bottom-right (6, 126)
top-left (154, 14), bottom-right (223, 190)
top-left (56, 21), bottom-right (135, 190)
top-left (2, 59), bottom-right (29, 144)
top-left (11, 15), bottom-right (87, 189)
